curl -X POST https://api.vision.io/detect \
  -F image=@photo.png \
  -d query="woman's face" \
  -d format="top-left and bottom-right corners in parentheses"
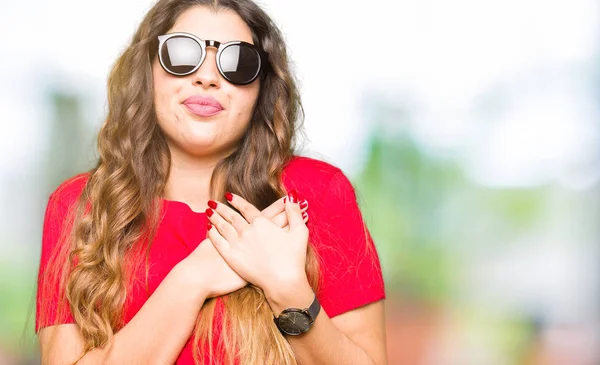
top-left (152, 6), bottom-right (261, 158)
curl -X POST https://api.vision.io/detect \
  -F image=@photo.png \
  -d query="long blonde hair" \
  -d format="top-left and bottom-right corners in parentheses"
top-left (38, 1), bottom-right (320, 364)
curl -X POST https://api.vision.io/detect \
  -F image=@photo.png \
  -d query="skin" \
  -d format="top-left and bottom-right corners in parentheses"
top-left (152, 6), bottom-right (261, 212)
top-left (207, 194), bottom-right (388, 365)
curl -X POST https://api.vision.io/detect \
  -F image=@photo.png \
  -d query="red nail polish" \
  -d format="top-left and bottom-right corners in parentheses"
top-left (207, 223), bottom-right (213, 231)
top-left (206, 208), bottom-right (214, 217)
top-left (208, 200), bottom-right (218, 209)
top-left (300, 200), bottom-right (308, 208)
top-left (302, 212), bottom-right (308, 219)
top-left (288, 190), bottom-right (298, 204)
top-left (225, 192), bottom-right (233, 201)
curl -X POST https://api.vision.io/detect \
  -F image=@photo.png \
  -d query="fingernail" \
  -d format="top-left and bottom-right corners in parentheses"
top-left (207, 223), bottom-right (213, 231)
top-left (205, 208), bottom-right (214, 217)
top-left (225, 192), bottom-right (233, 202)
top-left (288, 190), bottom-right (298, 204)
top-left (300, 200), bottom-right (308, 208)
top-left (302, 212), bottom-right (308, 219)
top-left (208, 200), bottom-right (218, 209)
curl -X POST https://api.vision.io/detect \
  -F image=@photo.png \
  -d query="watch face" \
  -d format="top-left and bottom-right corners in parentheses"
top-left (277, 310), bottom-right (312, 336)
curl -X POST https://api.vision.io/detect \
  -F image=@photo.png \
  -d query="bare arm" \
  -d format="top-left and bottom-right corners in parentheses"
top-left (39, 259), bottom-right (209, 365)
top-left (38, 197), bottom-right (304, 365)
top-left (206, 179), bottom-right (387, 365)
top-left (267, 284), bottom-right (388, 365)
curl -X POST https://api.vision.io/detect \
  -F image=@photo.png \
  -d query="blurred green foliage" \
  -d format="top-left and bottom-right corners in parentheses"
top-left (354, 129), bottom-right (547, 302)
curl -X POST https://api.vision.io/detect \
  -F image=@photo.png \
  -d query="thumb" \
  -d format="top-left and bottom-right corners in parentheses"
top-left (285, 190), bottom-right (304, 230)
top-left (207, 223), bottom-right (231, 259)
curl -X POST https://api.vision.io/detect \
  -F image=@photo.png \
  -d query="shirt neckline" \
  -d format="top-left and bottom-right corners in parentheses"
top-left (160, 198), bottom-right (207, 216)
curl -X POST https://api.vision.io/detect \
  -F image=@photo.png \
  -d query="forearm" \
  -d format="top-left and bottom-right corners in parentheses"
top-left (78, 262), bottom-right (207, 365)
top-left (266, 283), bottom-right (376, 365)
top-left (288, 312), bottom-right (375, 365)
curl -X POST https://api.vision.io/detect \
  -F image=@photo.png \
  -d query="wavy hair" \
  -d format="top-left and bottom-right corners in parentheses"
top-left (38, 0), bottom-right (321, 364)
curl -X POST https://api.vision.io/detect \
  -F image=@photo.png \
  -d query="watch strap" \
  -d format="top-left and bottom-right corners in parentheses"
top-left (273, 293), bottom-right (321, 335)
top-left (307, 294), bottom-right (321, 322)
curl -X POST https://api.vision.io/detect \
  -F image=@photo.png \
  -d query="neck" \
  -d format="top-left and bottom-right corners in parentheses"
top-left (164, 144), bottom-right (233, 213)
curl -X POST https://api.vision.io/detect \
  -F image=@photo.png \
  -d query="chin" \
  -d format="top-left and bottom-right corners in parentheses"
top-left (180, 135), bottom-right (219, 151)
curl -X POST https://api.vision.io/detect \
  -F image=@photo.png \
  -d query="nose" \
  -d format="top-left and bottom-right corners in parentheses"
top-left (192, 45), bottom-right (220, 88)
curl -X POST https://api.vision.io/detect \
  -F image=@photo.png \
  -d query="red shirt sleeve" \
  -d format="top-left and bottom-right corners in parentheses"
top-left (306, 168), bottom-right (386, 318)
top-left (36, 176), bottom-right (87, 333)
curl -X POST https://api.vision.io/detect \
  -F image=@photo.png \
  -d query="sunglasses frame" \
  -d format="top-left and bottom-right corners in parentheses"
top-left (157, 32), bottom-right (269, 85)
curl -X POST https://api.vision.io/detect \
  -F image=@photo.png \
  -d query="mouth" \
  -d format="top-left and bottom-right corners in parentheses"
top-left (183, 103), bottom-right (223, 117)
top-left (182, 95), bottom-right (224, 118)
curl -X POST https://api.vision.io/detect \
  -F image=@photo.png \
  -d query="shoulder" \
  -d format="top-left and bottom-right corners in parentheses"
top-left (47, 173), bottom-right (90, 210)
top-left (40, 173), bottom-right (91, 265)
top-left (283, 155), bottom-right (342, 174)
top-left (282, 155), bottom-right (346, 189)
top-left (282, 155), bottom-right (359, 207)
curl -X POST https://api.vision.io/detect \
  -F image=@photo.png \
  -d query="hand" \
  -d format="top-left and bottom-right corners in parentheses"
top-left (184, 195), bottom-right (308, 298)
top-left (205, 190), bottom-right (310, 297)
top-left (247, 195), bottom-right (309, 230)
top-left (184, 237), bottom-right (246, 299)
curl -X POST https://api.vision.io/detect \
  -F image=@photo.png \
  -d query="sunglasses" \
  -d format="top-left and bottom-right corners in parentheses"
top-left (157, 32), bottom-right (269, 85)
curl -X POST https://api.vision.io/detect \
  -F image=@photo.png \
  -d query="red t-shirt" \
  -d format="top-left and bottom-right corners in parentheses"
top-left (36, 156), bottom-right (386, 364)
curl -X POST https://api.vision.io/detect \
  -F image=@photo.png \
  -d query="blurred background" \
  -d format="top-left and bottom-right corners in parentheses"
top-left (1, 0), bottom-right (599, 364)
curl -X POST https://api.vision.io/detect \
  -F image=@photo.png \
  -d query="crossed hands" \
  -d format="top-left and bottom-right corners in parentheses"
top-left (185, 190), bottom-right (310, 300)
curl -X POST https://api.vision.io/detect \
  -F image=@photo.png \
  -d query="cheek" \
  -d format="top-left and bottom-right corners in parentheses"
top-left (154, 89), bottom-right (171, 120)
top-left (152, 71), bottom-right (179, 125)
top-left (233, 85), bottom-right (260, 121)
top-left (153, 97), bottom-right (173, 133)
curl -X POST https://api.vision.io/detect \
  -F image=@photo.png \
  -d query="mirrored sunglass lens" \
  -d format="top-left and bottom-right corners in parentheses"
top-left (161, 36), bottom-right (202, 74)
top-left (220, 44), bottom-right (260, 84)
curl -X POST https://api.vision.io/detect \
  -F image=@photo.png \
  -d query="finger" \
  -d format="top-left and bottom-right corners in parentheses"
top-left (225, 193), bottom-right (262, 223)
top-left (302, 211), bottom-right (309, 224)
top-left (264, 196), bottom-right (308, 219)
top-left (300, 199), bottom-right (308, 211)
top-left (207, 222), bottom-right (231, 257)
top-left (273, 207), bottom-right (308, 229)
top-left (261, 196), bottom-right (286, 219)
top-left (206, 207), bottom-right (239, 243)
top-left (283, 212), bottom-right (309, 232)
top-left (208, 199), bottom-right (249, 235)
top-left (272, 211), bottom-right (288, 228)
top-left (285, 190), bottom-right (305, 230)
top-left (284, 197), bottom-right (308, 211)
top-left (300, 202), bottom-right (308, 213)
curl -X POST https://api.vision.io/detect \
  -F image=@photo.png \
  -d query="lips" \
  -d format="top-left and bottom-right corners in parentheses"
top-left (184, 103), bottom-right (223, 117)
top-left (183, 95), bottom-right (224, 117)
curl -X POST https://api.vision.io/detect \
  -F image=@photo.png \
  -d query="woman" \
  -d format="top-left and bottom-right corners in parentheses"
top-left (36, 0), bottom-right (387, 364)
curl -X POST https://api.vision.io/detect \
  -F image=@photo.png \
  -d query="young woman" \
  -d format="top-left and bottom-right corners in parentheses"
top-left (36, 0), bottom-right (387, 364)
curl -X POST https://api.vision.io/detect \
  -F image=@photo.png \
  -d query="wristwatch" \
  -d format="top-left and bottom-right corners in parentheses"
top-left (273, 293), bottom-right (321, 336)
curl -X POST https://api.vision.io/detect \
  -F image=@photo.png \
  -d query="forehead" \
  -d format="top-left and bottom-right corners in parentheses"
top-left (168, 6), bottom-right (254, 44)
